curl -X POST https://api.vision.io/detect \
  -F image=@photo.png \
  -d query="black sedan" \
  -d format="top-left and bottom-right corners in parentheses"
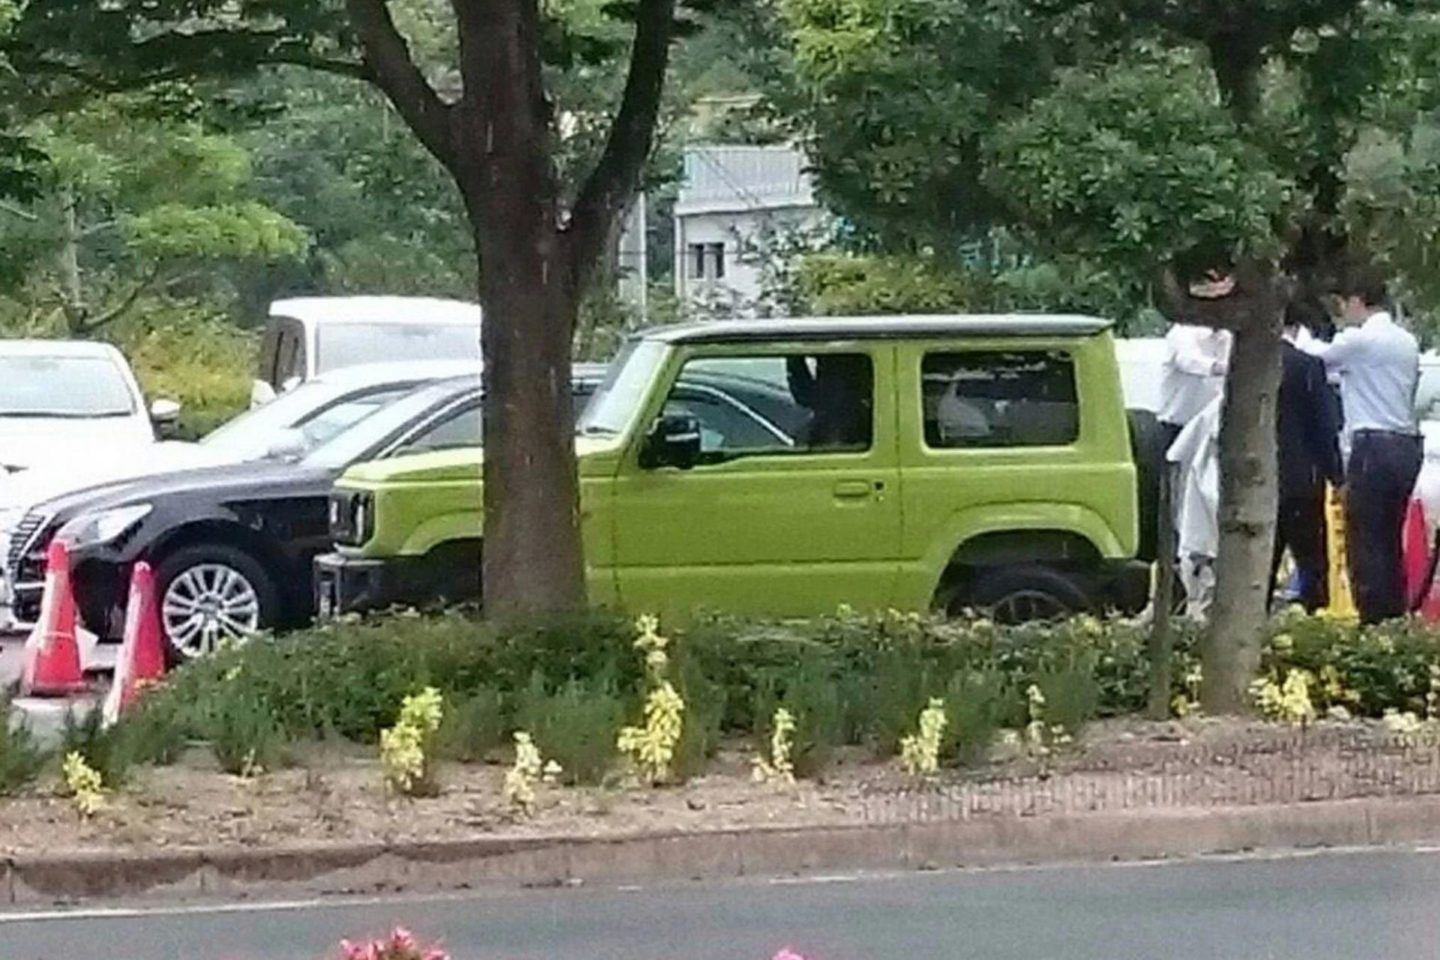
top-left (12, 368), bottom-right (604, 660)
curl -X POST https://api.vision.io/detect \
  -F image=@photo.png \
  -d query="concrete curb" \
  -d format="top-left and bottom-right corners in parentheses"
top-left (7, 795), bottom-right (1440, 905)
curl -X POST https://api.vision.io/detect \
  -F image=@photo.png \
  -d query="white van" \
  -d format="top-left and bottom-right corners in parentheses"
top-left (252, 296), bottom-right (482, 407)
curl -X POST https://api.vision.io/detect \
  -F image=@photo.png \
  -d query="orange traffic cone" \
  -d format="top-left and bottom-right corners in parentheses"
top-left (102, 562), bottom-right (166, 726)
top-left (19, 539), bottom-right (89, 697)
top-left (1405, 499), bottom-right (1431, 611)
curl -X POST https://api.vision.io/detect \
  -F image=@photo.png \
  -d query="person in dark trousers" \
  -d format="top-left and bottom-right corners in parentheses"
top-left (1270, 298), bottom-right (1343, 612)
top-left (1301, 269), bottom-right (1422, 624)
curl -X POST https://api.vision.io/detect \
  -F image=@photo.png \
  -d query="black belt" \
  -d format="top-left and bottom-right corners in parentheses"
top-left (1352, 428), bottom-right (1420, 441)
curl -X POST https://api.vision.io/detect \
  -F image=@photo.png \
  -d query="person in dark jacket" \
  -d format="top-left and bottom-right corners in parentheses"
top-left (1270, 297), bottom-right (1344, 612)
top-left (786, 354), bottom-right (872, 449)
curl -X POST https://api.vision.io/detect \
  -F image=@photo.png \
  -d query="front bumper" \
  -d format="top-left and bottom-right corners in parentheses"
top-left (315, 552), bottom-right (416, 619)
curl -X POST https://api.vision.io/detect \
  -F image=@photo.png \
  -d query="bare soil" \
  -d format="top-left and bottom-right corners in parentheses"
top-left (1, 717), bottom-right (1433, 858)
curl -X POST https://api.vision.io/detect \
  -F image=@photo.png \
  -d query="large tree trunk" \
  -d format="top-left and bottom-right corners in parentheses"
top-left (472, 223), bottom-right (587, 618)
top-left (347, 0), bottom-right (674, 618)
top-left (454, 1), bottom-right (587, 618)
top-left (1202, 288), bottom-right (1282, 714)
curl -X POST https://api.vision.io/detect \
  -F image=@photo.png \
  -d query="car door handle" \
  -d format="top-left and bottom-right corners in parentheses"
top-left (833, 480), bottom-right (875, 500)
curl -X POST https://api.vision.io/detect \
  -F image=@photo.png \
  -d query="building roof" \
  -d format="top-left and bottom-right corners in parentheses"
top-left (0, 339), bottom-right (126, 358)
top-left (269, 296), bottom-right (482, 327)
top-left (642, 315), bottom-right (1115, 345)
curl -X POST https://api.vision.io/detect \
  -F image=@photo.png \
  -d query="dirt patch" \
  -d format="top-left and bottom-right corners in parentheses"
top-left (3, 717), bottom-right (1437, 858)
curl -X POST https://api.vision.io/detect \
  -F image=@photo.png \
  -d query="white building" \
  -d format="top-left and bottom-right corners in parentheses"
top-left (673, 145), bottom-right (825, 316)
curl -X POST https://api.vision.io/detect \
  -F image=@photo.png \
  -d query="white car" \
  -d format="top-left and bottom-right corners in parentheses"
top-left (0, 340), bottom-right (179, 476)
top-left (0, 358), bottom-right (481, 632)
top-left (252, 296), bottom-right (483, 408)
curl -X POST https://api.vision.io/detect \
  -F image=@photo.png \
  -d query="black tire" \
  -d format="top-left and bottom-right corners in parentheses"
top-left (153, 544), bottom-right (280, 664)
top-left (1128, 408), bottom-right (1165, 564)
top-left (965, 564), bottom-right (1095, 624)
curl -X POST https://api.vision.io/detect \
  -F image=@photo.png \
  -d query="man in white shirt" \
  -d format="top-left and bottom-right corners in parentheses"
top-left (1158, 322), bottom-right (1231, 447)
top-left (1167, 393), bottom-right (1222, 620)
top-left (1301, 269), bottom-right (1421, 623)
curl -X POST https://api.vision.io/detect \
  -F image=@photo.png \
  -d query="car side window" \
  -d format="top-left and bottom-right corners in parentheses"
top-left (922, 351), bottom-right (1079, 448)
top-left (661, 353), bottom-right (872, 458)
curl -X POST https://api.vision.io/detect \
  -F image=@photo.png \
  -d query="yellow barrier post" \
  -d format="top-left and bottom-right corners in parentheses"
top-left (1326, 484), bottom-right (1357, 621)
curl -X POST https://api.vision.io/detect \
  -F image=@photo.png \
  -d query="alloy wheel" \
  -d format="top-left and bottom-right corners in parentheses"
top-left (161, 562), bottom-right (261, 658)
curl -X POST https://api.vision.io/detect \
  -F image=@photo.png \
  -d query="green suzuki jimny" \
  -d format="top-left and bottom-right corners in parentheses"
top-left (315, 315), bottom-right (1159, 623)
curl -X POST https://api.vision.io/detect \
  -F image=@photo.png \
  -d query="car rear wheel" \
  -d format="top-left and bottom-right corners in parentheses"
top-left (154, 545), bottom-right (278, 662)
top-left (964, 564), bottom-right (1095, 624)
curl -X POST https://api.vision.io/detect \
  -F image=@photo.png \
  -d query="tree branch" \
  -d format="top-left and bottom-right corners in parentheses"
top-left (260, 52), bottom-right (372, 81)
top-left (345, 0), bottom-right (457, 170)
top-left (78, 266), bottom-right (160, 335)
top-left (566, 0), bottom-right (677, 281)
top-left (0, 199), bottom-right (37, 222)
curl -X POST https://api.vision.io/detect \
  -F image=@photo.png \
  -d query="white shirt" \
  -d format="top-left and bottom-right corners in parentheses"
top-left (1300, 311), bottom-right (1418, 441)
top-left (1166, 394), bottom-right (1222, 560)
top-left (1159, 324), bottom-right (1231, 427)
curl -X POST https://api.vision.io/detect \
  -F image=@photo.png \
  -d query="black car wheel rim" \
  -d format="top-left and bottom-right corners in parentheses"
top-left (992, 589), bottom-right (1071, 624)
top-left (162, 563), bottom-right (260, 657)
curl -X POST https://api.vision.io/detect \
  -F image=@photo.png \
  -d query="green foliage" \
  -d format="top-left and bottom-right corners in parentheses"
top-left (433, 686), bottom-right (507, 764)
top-left (792, 253), bottom-right (991, 316)
top-left (1261, 614), bottom-right (1440, 720)
top-left (60, 707), bottom-right (139, 788)
top-left (204, 679), bottom-right (287, 777)
top-left (986, 56), bottom-right (1291, 275)
top-left (114, 300), bottom-right (255, 435)
top-left (516, 673), bottom-right (627, 786)
top-left (0, 705), bottom-right (47, 796)
top-left (126, 201), bottom-right (308, 263)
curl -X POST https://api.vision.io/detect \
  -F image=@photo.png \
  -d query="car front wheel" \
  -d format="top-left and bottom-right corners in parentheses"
top-left (154, 545), bottom-right (278, 662)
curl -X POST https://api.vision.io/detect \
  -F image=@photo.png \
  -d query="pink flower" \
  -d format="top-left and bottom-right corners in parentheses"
top-left (773, 950), bottom-right (809, 960)
top-left (390, 928), bottom-right (418, 952)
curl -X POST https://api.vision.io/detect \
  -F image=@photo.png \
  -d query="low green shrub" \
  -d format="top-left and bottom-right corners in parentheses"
top-left (0, 705), bottom-right (48, 796)
top-left (434, 686), bottom-right (507, 764)
top-left (515, 672), bottom-right (627, 786)
top-left (60, 707), bottom-right (142, 787)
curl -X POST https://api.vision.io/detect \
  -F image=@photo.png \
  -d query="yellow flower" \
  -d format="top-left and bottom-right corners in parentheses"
top-left (503, 731), bottom-right (559, 815)
top-left (62, 752), bottom-right (105, 818)
top-left (618, 682), bottom-right (686, 784)
top-left (1251, 670), bottom-right (1315, 726)
top-left (381, 687), bottom-right (445, 795)
top-left (753, 707), bottom-right (797, 786)
top-left (899, 698), bottom-right (947, 777)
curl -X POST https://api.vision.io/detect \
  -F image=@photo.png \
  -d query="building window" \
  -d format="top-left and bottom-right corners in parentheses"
top-left (687, 242), bottom-right (726, 281)
top-left (922, 351), bottom-right (1078, 448)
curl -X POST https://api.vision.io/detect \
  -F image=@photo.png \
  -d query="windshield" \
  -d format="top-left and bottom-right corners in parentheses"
top-left (577, 339), bottom-right (667, 437)
top-left (302, 378), bottom-right (477, 470)
top-left (0, 355), bottom-right (135, 417)
top-left (316, 324), bottom-right (480, 373)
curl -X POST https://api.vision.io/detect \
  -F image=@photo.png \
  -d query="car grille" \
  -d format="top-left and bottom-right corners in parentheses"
top-left (5, 512), bottom-right (50, 627)
top-left (6, 511), bottom-right (46, 575)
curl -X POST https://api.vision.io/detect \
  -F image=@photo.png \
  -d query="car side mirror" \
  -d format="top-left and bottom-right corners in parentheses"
top-left (149, 399), bottom-right (182, 435)
top-left (251, 379), bottom-right (277, 409)
top-left (640, 414), bottom-right (702, 470)
top-left (265, 427), bottom-right (307, 461)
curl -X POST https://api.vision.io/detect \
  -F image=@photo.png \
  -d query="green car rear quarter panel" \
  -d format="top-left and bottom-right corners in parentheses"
top-left (334, 327), bottom-right (1138, 620)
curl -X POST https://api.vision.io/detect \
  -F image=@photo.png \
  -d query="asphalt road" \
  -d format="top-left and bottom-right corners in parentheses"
top-left (5, 848), bottom-right (1440, 960)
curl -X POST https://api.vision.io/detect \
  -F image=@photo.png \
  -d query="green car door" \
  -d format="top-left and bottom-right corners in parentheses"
top-left (608, 344), bottom-right (903, 621)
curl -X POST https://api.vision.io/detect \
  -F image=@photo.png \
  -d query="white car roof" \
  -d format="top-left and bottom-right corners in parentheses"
top-left (0, 339), bottom-right (127, 359)
top-left (269, 296), bottom-right (482, 327)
